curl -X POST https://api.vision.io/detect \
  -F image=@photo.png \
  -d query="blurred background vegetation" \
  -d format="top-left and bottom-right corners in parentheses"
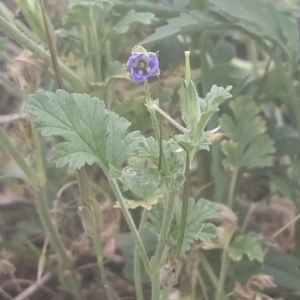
top-left (0, 0), bottom-right (300, 299)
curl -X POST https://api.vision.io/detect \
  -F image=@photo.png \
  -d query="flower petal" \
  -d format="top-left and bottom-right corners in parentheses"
top-left (127, 50), bottom-right (159, 83)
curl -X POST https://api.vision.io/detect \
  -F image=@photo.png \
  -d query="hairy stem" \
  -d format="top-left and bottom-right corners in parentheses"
top-left (215, 246), bottom-right (228, 300)
top-left (143, 80), bottom-right (161, 141)
top-left (228, 168), bottom-right (238, 209)
top-left (143, 80), bottom-right (169, 173)
top-left (173, 150), bottom-right (190, 259)
top-left (108, 178), bottom-right (151, 274)
top-left (89, 7), bottom-right (102, 82)
top-left (134, 210), bottom-right (147, 300)
top-left (31, 119), bottom-right (46, 186)
top-left (40, 0), bottom-right (63, 89)
top-left (92, 235), bottom-right (115, 300)
top-left (151, 272), bottom-right (160, 300)
top-left (0, 15), bottom-right (89, 92)
top-left (152, 193), bottom-right (177, 270)
top-left (0, 2), bottom-right (39, 43)
top-left (151, 104), bottom-right (188, 133)
top-left (150, 193), bottom-right (177, 300)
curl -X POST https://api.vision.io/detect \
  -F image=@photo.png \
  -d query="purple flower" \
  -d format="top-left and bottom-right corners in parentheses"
top-left (127, 52), bottom-right (159, 83)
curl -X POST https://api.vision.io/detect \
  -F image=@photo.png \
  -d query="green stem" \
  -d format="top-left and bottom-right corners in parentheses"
top-left (160, 287), bottom-right (170, 300)
top-left (40, 0), bottom-right (64, 89)
top-left (241, 202), bottom-right (257, 232)
top-left (215, 246), bottom-right (229, 300)
top-left (0, 2), bottom-right (39, 43)
top-left (143, 80), bottom-right (169, 173)
top-left (92, 235), bottom-right (115, 300)
top-left (35, 189), bottom-right (72, 267)
top-left (151, 104), bottom-right (188, 133)
top-left (32, 120), bottom-right (46, 186)
top-left (152, 193), bottom-right (177, 270)
top-left (144, 80), bottom-right (161, 141)
top-left (106, 79), bottom-right (115, 110)
top-left (150, 193), bottom-right (177, 300)
top-left (89, 8), bottom-right (102, 82)
top-left (216, 169), bottom-right (238, 300)
top-left (0, 15), bottom-right (89, 93)
top-left (134, 210), bottom-right (147, 300)
top-left (108, 178), bottom-right (151, 274)
top-left (228, 169), bottom-right (238, 209)
top-left (173, 150), bottom-right (190, 259)
top-left (0, 126), bottom-right (39, 186)
top-left (198, 251), bottom-right (219, 290)
top-left (151, 272), bottom-right (160, 300)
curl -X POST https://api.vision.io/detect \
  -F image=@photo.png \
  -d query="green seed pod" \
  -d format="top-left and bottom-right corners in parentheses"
top-left (181, 51), bottom-right (200, 126)
top-left (181, 79), bottom-right (200, 126)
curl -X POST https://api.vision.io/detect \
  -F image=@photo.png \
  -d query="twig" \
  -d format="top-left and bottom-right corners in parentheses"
top-left (13, 273), bottom-right (53, 300)
top-left (272, 213), bottom-right (300, 239)
top-left (2, 276), bottom-right (57, 298)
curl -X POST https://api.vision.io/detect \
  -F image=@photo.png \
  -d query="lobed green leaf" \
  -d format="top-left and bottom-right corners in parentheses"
top-left (228, 233), bottom-right (264, 263)
top-left (146, 198), bottom-right (218, 253)
top-left (220, 97), bottom-right (275, 169)
top-left (26, 90), bottom-right (140, 171)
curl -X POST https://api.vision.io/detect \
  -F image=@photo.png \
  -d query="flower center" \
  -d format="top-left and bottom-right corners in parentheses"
top-left (138, 61), bottom-right (146, 69)
top-left (132, 55), bottom-right (151, 75)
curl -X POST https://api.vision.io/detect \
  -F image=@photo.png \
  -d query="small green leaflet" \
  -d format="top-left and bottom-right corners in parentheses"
top-left (173, 198), bottom-right (218, 251)
top-left (26, 90), bottom-right (140, 171)
top-left (111, 163), bottom-right (161, 210)
top-left (175, 85), bottom-right (232, 159)
top-left (146, 198), bottom-right (218, 252)
top-left (138, 137), bottom-right (185, 190)
top-left (228, 234), bottom-right (264, 263)
top-left (220, 97), bottom-right (275, 169)
top-left (196, 84), bottom-right (232, 134)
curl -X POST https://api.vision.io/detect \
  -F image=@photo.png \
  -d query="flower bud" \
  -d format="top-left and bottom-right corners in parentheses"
top-left (131, 45), bottom-right (147, 53)
top-left (181, 80), bottom-right (200, 126)
top-left (181, 51), bottom-right (200, 126)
